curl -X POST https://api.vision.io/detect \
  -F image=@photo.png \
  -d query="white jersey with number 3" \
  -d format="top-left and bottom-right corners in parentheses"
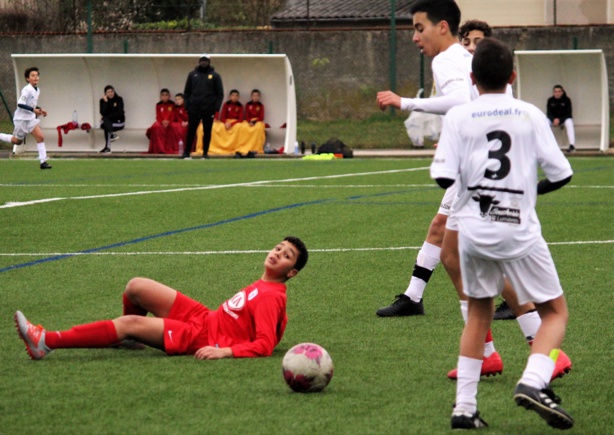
top-left (430, 93), bottom-right (572, 260)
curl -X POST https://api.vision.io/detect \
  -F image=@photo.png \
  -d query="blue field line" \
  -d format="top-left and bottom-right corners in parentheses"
top-left (0, 198), bottom-right (331, 274)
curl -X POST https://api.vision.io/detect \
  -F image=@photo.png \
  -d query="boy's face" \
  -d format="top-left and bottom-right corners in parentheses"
top-left (26, 71), bottom-right (39, 87)
top-left (230, 92), bottom-right (239, 103)
top-left (461, 30), bottom-right (485, 54)
top-left (412, 12), bottom-right (444, 58)
top-left (265, 241), bottom-right (299, 280)
top-left (553, 88), bottom-right (564, 99)
top-left (105, 88), bottom-right (115, 99)
top-left (175, 96), bottom-right (184, 106)
top-left (160, 92), bottom-right (170, 102)
top-left (251, 92), bottom-right (260, 102)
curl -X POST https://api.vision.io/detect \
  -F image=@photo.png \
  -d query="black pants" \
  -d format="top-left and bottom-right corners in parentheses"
top-left (101, 117), bottom-right (125, 147)
top-left (184, 109), bottom-right (215, 157)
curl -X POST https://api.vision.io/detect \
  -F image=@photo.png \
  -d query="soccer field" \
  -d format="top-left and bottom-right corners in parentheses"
top-left (1, 157), bottom-right (612, 434)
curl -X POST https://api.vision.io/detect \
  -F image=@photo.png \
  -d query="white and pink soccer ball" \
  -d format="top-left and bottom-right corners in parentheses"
top-left (282, 343), bottom-right (334, 393)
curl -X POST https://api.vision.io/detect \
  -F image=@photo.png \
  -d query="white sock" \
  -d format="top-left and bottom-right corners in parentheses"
top-left (519, 353), bottom-right (555, 390)
top-left (483, 341), bottom-right (495, 358)
top-left (455, 356), bottom-right (482, 414)
top-left (517, 311), bottom-right (541, 343)
top-left (460, 300), bottom-right (468, 324)
top-left (0, 133), bottom-right (13, 143)
top-left (37, 142), bottom-right (47, 163)
top-left (404, 241), bottom-right (441, 302)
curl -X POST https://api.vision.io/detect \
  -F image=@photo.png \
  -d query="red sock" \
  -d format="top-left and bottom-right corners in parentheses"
top-left (123, 293), bottom-right (147, 316)
top-left (485, 329), bottom-right (493, 343)
top-left (46, 320), bottom-right (118, 349)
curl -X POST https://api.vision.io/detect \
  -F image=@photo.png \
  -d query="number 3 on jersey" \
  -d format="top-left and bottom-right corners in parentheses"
top-left (484, 130), bottom-right (511, 180)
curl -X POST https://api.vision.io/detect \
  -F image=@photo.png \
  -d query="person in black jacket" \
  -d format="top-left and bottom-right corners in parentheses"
top-left (547, 85), bottom-right (575, 152)
top-left (181, 54), bottom-right (224, 159)
top-left (99, 85), bottom-right (125, 153)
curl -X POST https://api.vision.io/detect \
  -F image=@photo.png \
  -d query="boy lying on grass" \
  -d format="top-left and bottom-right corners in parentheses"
top-left (15, 237), bottom-right (308, 360)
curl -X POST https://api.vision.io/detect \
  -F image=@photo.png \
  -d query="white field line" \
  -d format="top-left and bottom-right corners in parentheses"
top-left (0, 167), bottom-right (428, 209)
top-left (1, 183), bottom-right (612, 189)
top-left (1, 240), bottom-right (611, 257)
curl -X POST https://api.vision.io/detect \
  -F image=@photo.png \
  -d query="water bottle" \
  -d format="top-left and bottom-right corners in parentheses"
top-left (178, 140), bottom-right (184, 155)
top-left (264, 143), bottom-right (271, 153)
top-left (294, 141), bottom-right (299, 155)
top-left (72, 110), bottom-right (78, 127)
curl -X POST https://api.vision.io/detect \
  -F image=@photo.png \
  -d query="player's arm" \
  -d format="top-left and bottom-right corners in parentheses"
top-left (537, 175), bottom-right (572, 195)
top-left (430, 113), bottom-right (461, 187)
top-left (230, 296), bottom-right (282, 358)
top-left (194, 346), bottom-right (233, 360)
top-left (533, 108), bottom-right (574, 194)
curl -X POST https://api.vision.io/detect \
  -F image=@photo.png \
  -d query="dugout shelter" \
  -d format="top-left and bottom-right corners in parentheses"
top-left (514, 49), bottom-right (609, 152)
top-left (11, 54), bottom-right (297, 154)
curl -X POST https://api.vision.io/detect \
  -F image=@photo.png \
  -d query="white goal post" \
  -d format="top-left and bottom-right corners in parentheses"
top-left (11, 54), bottom-right (297, 154)
top-left (514, 49), bottom-right (609, 152)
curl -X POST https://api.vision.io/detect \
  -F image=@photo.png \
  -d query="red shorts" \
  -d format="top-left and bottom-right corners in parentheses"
top-left (163, 292), bottom-right (210, 355)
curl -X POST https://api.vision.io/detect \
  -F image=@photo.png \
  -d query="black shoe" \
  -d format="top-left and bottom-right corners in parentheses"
top-left (202, 154), bottom-right (210, 159)
top-left (566, 144), bottom-right (575, 153)
top-left (451, 409), bottom-right (488, 430)
top-left (40, 161), bottom-right (52, 170)
top-left (234, 152), bottom-right (243, 159)
top-left (376, 294), bottom-right (424, 317)
top-left (99, 147), bottom-right (111, 153)
top-left (110, 133), bottom-right (118, 142)
top-left (514, 383), bottom-right (574, 430)
top-left (494, 300), bottom-right (516, 320)
top-left (179, 154), bottom-right (191, 159)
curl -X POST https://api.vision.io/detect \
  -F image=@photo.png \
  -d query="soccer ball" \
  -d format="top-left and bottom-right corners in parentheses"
top-left (282, 343), bottom-right (334, 393)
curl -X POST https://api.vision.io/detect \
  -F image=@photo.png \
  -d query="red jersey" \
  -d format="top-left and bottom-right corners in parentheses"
top-left (206, 279), bottom-right (288, 358)
top-left (174, 104), bottom-right (188, 123)
top-left (156, 101), bottom-right (176, 123)
top-left (245, 101), bottom-right (265, 123)
top-left (220, 101), bottom-right (244, 123)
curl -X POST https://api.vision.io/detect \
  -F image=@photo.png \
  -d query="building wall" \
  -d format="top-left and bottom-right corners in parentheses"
top-left (457, 0), bottom-right (612, 25)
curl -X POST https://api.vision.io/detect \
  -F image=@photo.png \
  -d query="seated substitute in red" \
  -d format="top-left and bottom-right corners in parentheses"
top-left (15, 237), bottom-right (309, 360)
top-left (169, 93), bottom-right (189, 154)
top-left (245, 89), bottom-right (265, 126)
top-left (220, 89), bottom-right (244, 130)
top-left (146, 88), bottom-right (176, 154)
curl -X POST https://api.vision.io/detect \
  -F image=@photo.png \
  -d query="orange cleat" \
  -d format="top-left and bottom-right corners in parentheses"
top-left (551, 350), bottom-right (572, 381)
top-left (448, 352), bottom-right (504, 380)
top-left (14, 310), bottom-right (51, 360)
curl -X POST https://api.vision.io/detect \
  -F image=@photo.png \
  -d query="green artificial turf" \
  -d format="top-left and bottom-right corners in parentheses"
top-left (0, 157), bottom-right (612, 434)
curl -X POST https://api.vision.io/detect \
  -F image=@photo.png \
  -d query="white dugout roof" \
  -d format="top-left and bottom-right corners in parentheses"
top-left (11, 54), bottom-right (297, 153)
top-left (514, 49), bottom-right (609, 152)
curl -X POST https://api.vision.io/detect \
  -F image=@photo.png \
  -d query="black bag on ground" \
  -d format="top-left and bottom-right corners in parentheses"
top-left (317, 137), bottom-right (353, 158)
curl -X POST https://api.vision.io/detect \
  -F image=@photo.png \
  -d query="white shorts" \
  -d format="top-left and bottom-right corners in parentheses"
top-left (438, 183), bottom-right (458, 216)
top-left (460, 236), bottom-right (564, 305)
top-left (13, 119), bottom-right (40, 140)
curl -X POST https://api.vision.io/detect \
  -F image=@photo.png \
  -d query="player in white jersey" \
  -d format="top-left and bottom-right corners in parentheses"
top-left (431, 37), bottom-right (574, 430)
top-left (376, 0), bottom-right (507, 375)
top-left (0, 67), bottom-right (51, 169)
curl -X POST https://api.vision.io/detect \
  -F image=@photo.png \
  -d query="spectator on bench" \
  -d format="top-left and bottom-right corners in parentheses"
top-left (146, 88), bottom-right (176, 154)
top-left (547, 85), bottom-right (575, 153)
top-left (99, 85), bottom-right (125, 154)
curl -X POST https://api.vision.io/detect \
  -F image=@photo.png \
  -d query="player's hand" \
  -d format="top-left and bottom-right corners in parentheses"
top-left (553, 118), bottom-right (560, 126)
top-left (376, 91), bottom-right (402, 111)
top-left (194, 346), bottom-right (232, 360)
top-left (162, 120), bottom-right (169, 127)
top-left (433, 142), bottom-right (438, 149)
top-left (102, 95), bottom-right (108, 102)
top-left (225, 122), bottom-right (232, 130)
top-left (41, 109), bottom-right (47, 117)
